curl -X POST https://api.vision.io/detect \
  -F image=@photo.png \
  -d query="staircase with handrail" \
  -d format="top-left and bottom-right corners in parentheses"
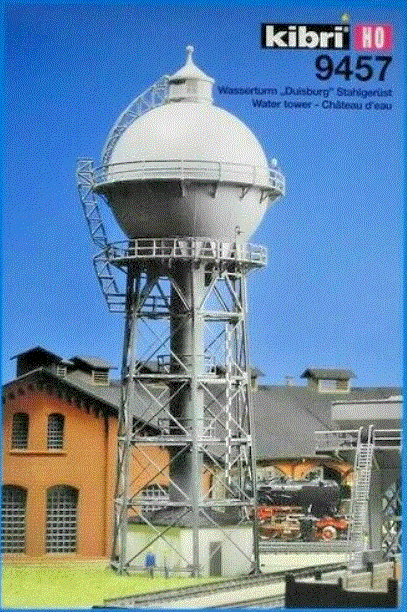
top-left (346, 425), bottom-right (375, 570)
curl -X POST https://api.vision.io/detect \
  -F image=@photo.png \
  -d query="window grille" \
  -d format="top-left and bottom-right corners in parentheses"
top-left (1, 485), bottom-right (27, 553)
top-left (140, 484), bottom-right (169, 511)
top-left (11, 413), bottom-right (29, 449)
top-left (47, 414), bottom-right (64, 449)
top-left (46, 486), bottom-right (78, 553)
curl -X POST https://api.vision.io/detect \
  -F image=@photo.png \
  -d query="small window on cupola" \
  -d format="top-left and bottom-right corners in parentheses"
top-left (92, 370), bottom-right (109, 385)
top-left (319, 378), bottom-right (341, 392)
top-left (186, 80), bottom-right (198, 94)
top-left (167, 45), bottom-right (215, 104)
top-left (56, 365), bottom-right (67, 378)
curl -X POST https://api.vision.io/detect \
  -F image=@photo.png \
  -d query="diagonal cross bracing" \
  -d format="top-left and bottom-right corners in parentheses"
top-left (110, 241), bottom-right (264, 576)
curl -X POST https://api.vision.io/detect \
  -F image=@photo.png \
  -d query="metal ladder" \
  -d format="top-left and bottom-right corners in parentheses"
top-left (347, 425), bottom-right (375, 570)
top-left (77, 77), bottom-right (170, 312)
top-left (76, 158), bottom-right (125, 312)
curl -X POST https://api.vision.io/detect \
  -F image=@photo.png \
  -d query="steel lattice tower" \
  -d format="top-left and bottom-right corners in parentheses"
top-left (78, 46), bottom-right (284, 576)
top-left (110, 240), bottom-right (268, 574)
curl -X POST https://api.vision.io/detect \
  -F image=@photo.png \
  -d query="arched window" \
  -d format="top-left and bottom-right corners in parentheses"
top-left (47, 414), bottom-right (65, 449)
top-left (46, 486), bottom-right (78, 553)
top-left (11, 413), bottom-right (29, 449)
top-left (1, 485), bottom-right (27, 553)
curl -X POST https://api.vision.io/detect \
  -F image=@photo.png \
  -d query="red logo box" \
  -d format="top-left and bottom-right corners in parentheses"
top-left (354, 24), bottom-right (393, 51)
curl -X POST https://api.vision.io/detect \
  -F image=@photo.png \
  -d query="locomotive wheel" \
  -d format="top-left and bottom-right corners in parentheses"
top-left (321, 526), bottom-right (337, 540)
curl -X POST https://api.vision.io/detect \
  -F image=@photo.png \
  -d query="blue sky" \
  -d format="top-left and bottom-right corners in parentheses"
top-left (2, 2), bottom-right (404, 387)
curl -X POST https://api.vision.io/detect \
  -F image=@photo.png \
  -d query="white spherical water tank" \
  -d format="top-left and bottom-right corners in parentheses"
top-left (95, 47), bottom-right (284, 242)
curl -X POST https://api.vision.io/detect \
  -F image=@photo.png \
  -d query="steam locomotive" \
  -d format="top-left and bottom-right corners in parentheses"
top-left (256, 477), bottom-right (343, 518)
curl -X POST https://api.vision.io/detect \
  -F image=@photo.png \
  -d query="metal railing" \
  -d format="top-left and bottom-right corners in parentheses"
top-left (156, 353), bottom-right (216, 374)
top-left (347, 425), bottom-right (375, 570)
top-left (94, 159), bottom-right (285, 196)
top-left (374, 429), bottom-right (402, 449)
top-left (101, 75), bottom-right (170, 166)
top-left (103, 237), bottom-right (267, 268)
top-left (315, 428), bottom-right (402, 453)
top-left (315, 429), bottom-right (359, 452)
top-left (157, 417), bottom-right (217, 439)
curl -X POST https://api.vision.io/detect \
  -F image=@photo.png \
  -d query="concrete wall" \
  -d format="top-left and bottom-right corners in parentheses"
top-left (127, 524), bottom-right (253, 576)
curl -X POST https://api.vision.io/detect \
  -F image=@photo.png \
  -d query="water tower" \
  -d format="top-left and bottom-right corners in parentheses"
top-left (77, 46), bottom-right (284, 576)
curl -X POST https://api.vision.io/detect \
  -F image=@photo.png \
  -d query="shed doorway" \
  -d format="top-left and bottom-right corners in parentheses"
top-left (209, 541), bottom-right (222, 576)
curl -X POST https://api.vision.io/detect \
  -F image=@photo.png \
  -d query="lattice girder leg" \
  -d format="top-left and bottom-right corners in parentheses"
top-left (110, 241), bottom-right (262, 576)
top-left (382, 479), bottom-right (402, 557)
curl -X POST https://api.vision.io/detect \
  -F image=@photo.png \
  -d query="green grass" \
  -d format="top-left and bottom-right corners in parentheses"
top-left (1, 563), bottom-right (218, 609)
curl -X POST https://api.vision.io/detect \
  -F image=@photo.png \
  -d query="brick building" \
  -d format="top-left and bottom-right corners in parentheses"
top-left (2, 347), bottom-right (400, 560)
top-left (2, 347), bottom-right (170, 560)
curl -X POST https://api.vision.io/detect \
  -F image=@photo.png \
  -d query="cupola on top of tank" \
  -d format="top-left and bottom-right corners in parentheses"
top-left (94, 46), bottom-right (285, 242)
